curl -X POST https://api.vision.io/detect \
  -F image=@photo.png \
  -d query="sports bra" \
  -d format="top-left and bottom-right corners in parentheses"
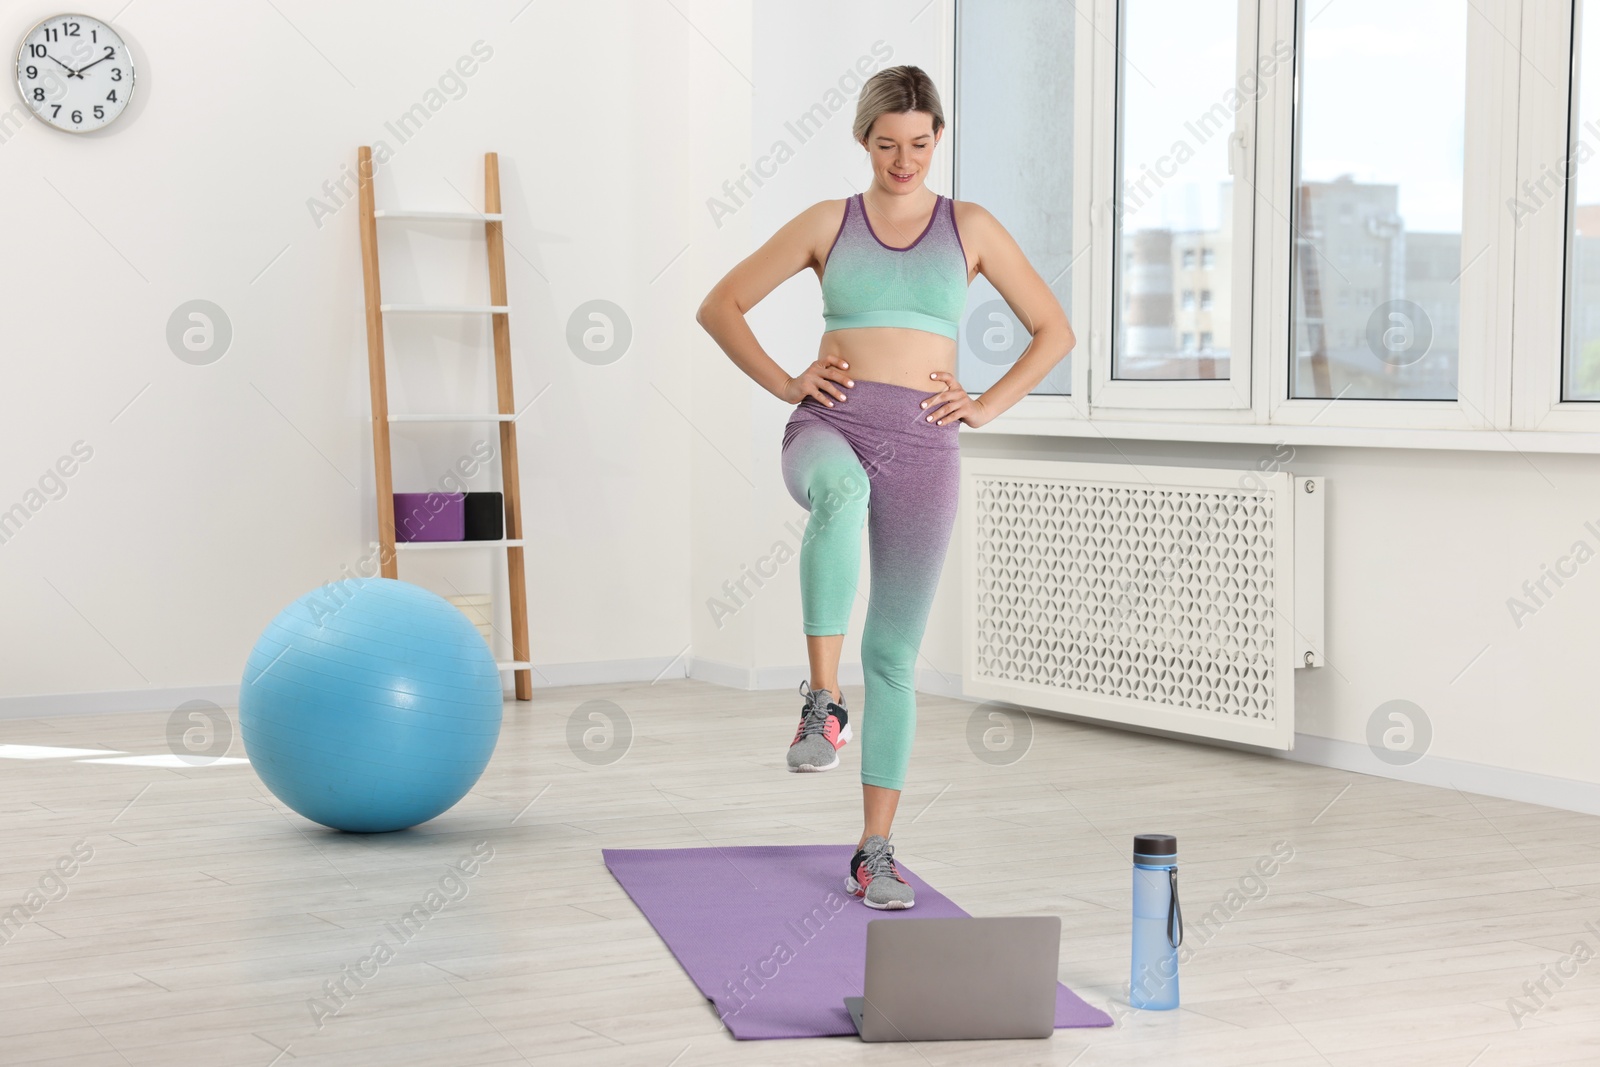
top-left (819, 193), bottom-right (969, 340)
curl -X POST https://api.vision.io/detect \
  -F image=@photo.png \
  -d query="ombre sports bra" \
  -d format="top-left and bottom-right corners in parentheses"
top-left (820, 193), bottom-right (969, 340)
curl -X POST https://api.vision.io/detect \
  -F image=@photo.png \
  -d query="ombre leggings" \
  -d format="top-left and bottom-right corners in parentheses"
top-left (780, 379), bottom-right (960, 791)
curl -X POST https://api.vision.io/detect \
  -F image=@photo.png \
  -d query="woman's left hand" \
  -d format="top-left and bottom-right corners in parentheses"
top-left (919, 371), bottom-right (992, 429)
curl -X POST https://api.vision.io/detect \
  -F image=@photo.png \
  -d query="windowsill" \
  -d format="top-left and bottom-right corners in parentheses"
top-left (981, 401), bottom-right (1600, 455)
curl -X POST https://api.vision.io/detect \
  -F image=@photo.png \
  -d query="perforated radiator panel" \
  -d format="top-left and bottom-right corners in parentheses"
top-left (960, 459), bottom-right (1299, 748)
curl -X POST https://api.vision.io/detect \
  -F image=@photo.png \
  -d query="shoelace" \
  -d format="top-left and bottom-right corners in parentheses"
top-left (795, 682), bottom-right (834, 740)
top-left (796, 697), bottom-right (832, 740)
top-left (860, 841), bottom-right (902, 883)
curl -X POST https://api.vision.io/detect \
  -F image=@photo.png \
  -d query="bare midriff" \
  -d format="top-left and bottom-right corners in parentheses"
top-left (815, 326), bottom-right (957, 393)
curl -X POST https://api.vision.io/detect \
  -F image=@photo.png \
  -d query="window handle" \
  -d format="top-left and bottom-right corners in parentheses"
top-left (1228, 129), bottom-right (1248, 178)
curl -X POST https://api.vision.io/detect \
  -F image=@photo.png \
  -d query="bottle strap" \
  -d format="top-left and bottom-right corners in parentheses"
top-left (1167, 866), bottom-right (1184, 948)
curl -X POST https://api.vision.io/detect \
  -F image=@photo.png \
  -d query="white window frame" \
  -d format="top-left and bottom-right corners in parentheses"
top-left (1511, 0), bottom-right (1600, 432)
top-left (1261, 0), bottom-right (1514, 431)
top-left (979, 0), bottom-right (1600, 453)
top-left (1066, 0), bottom-right (1097, 417)
top-left (945, 0), bottom-right (1092, 417)
top-left (1086, 0), bottom-right (1260, 415)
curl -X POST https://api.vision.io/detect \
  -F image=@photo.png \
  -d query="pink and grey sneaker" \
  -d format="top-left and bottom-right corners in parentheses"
top-left (846, 835), bottom-right (914, 909)
top-left (786, 679), bottom-right (851, 773)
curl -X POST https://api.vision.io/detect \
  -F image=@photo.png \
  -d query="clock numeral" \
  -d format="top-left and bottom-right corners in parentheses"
top-left (62, 21), bottom-right (81, 37)
top-left (103, 46), bottom-right (115, 60)
top-left (91, 29), bottom-right (97, 43)
top-left (71, 110), bottom-right (82, 124)
top-left (32, 87), bottom-right (45, 102)
top-left (111, 68), bottom-right (121, 81)
top-left (28, 43), bottom-right (47, 58)
top-left (43, 28), bottom-right (57, 42)
top-left (25, 65), bottom-right (37, 78)
top-left (106, 90), bottom-right (118, 103)
top-left (49, 104), bottom-right (60, 118)
top-left (94, 105), bottom-right (104, 120)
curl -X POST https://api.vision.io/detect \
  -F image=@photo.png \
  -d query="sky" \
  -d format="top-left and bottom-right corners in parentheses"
top-left (1120, 0), bottom-right (1469, 234)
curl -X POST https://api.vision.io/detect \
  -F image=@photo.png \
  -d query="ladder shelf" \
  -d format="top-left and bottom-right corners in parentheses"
top-left (357, 146), bottom-right (532, 701)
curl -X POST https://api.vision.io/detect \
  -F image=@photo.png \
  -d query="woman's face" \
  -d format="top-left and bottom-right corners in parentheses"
top-left (862, 110), bottom-right (940, 196)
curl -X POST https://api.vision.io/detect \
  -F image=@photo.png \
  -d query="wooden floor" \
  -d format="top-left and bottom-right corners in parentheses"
top-left (2, 678), bottom-right (1598, 1066)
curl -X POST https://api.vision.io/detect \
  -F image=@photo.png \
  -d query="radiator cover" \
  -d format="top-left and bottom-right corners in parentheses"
top-left (960, 458), bottom-right (1323, 749)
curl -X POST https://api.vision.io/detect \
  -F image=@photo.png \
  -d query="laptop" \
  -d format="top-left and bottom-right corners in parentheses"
top-left (844, 916), bottom-right (1061, 1041)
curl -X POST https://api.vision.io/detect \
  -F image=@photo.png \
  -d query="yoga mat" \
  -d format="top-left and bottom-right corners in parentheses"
top-left (392, 492), bottom-right (464, 542)
top-left (603, 844), bottom-right (1113, 1040)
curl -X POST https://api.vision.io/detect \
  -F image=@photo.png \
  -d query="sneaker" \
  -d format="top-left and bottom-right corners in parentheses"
top-left (846, 834), bottom-right (915, 910)
top-left (786, 679), bottom-right (851, 773)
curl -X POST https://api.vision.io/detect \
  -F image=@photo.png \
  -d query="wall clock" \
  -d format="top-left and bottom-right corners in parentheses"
top-left (15, 13), bottom-right (134, 133)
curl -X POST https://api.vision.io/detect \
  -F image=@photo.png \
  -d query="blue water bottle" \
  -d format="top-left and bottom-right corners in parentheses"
top-left (1129, 833), bottom-right (1182, 1009)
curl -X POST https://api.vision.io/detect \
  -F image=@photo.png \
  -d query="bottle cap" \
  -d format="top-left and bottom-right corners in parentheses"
top-left (1133, 833), bottom-right (1177, 864)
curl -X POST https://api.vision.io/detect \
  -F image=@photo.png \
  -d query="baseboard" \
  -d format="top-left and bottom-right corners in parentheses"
top-left (13, 663), bottom-right (1597, 819)
top-left (914, 669), bottom-right (1600, 818)
top-left (688, 656), bottom-right (869, 693)
top-left (511, 655), bottom-right (692, 691)
top-left (0, 684), bottom-right (245, 720)
top-left (783, 664), bottom-right (1600, 817)
top-left (0, 655), bottom-right (695, 721)
top-left (1276, 732), bottom-right (1600, 818)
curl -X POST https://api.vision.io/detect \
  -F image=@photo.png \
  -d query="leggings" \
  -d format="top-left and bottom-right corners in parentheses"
top-left (780, 379), bottom-right (960, 791)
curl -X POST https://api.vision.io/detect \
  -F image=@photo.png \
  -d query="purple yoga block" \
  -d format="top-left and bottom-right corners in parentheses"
top-left (393, 492), bottom-right (465, 542)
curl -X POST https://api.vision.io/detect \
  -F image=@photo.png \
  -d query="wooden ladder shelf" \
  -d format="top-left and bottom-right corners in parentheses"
top-left (356, 146), bottom-right (532, 701)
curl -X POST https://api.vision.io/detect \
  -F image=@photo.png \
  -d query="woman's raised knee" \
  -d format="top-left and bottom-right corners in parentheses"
top-left (806, 458), bottom-right (870, 521)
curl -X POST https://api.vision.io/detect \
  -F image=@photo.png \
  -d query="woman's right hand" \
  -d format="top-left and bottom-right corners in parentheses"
top-left (783, 355), bottom-right (854, 407)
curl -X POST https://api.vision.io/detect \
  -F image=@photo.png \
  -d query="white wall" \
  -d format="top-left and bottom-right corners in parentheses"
top-left (0, 0), bottom-right (742, 706)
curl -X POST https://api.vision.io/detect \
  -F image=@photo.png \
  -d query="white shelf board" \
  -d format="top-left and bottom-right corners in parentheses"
top-left (496, 661), bottom-right (531, 672)
top-left (389, 413), bottom-right (516, 423)
top-left (380, 304), bottom-right (509, 314)
top-left (395, 539), bottom-right (526, 551)
top-left (374, 209), bottom-right (504, 221)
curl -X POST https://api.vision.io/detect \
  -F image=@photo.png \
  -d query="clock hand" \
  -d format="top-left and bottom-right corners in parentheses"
top-left (46, 55), bottom-right (81, 77)
top-left (73, 54), bottom-right (112, 76)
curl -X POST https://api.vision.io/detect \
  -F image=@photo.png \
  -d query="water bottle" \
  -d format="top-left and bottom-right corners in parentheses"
top-left (1129, 833), bottom-right (1182, 1010)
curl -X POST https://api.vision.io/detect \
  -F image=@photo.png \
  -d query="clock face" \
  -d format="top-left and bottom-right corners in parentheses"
top-left (15, 14), bottom-right (134, 133)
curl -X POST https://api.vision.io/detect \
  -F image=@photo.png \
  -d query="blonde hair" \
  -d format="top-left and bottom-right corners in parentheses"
top-left (852, 65), bottom-right (945, 144)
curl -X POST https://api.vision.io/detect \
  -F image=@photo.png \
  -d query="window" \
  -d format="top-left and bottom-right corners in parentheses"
top-left (953, 0), bottom-right (1075, 397)
top-left (953, 0), bottom-right (1575, 448)
top-left (1289, 0), bottom-right (1467, 401)
top-left (1569, 0), bottom-right (1600, 401)
top-left (1111, 0), bottom-right (1247, 384)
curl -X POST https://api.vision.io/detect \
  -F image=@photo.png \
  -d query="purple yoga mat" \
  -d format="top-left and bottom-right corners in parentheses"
top-left (393, 492), bottom-right (464, 542)
top-left (602, 844), bottom-right (1113, 1040)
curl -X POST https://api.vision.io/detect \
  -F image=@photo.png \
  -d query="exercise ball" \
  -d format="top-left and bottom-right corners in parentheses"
top-left (239, 577), bottom-right (503, 833)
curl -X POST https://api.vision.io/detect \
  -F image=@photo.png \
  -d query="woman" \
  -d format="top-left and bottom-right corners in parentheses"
top-left (696, 65), bottom-right (1073, 909)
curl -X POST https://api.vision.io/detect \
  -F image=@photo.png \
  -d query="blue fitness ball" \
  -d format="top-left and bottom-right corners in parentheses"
top-left (239, 577), bottom-right (503, 833)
